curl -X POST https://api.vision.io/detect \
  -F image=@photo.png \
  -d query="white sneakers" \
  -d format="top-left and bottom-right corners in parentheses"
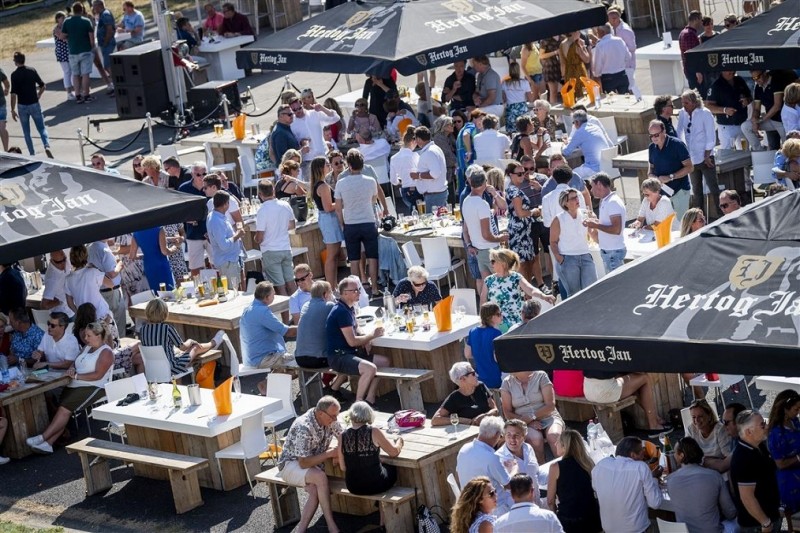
top-left (212, 330), bottom-right (226, 349)
top-left (67, 92), bottom-right (76, 101)
top-left (0, 456), bottom-right (9, 465)
top-left (26, 435), bottom-right (53, 454)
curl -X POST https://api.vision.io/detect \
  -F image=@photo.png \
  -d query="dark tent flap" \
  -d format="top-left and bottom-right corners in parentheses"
top-left (0, 154), bottom-right (206, 264)
top-left (494, 191), bottom-right (800, 377)
top-left (684, 0), bottom-right (800, 72)
top-left (237, 0), bottom-right (608, 76)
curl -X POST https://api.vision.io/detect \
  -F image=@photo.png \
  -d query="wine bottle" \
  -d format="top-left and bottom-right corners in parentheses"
top-left (172, 378), bottom-right (182, 409)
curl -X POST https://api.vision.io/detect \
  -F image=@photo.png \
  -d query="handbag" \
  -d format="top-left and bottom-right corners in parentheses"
top-left (417, 504), bottom-right (442, 533)
top-left (394, 409), bottom-right (425, 428)
top-left (289, 195), bottom-right (308, 222)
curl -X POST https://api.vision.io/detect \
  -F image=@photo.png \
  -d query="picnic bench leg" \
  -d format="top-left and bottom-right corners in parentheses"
top-left (268, 483), bottom-right (301, 528)
top-left (595, 407), bottom-right (624, 443)
top-left (298, 370), bottom-right (323, 412)
top-left (396, 381), bottom-right (425, 412)
top-left (381, 500), bottom-right (415, 532)
top-left (168, 468), bottom-right (204, 514)
top-left (78, 453), bottom-right (113, 496)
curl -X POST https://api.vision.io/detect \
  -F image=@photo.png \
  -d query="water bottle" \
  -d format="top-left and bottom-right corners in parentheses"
top-left (383, 290), bottom-right (396, 317)
top-left (18, 358), bottom-right (27, 383)
top-left (0, 355), bottom-right (8, 383)
top-left (593, 85), bottom-right (602, 109)
top-left (587, 419), bottom-right (598, 450)
top-left (233, 376), bottom-right (241, 400)
top-left (411, 206), bottom-right (418, 222)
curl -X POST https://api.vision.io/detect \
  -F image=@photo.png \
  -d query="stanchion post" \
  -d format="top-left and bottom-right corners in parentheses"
top-left (77, 128), bottom-right (86, 167)
top-left (146, 113), bottom-right (154, 153)
top-left (222, 95), bottom-right (231, 129)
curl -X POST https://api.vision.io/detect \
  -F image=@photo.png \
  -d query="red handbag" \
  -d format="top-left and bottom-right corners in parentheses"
top-left (394, 409), bottom-right (425, 428)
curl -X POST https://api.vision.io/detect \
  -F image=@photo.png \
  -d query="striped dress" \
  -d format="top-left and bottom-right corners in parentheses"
top-left (139, 322), bottom-right (191, 374)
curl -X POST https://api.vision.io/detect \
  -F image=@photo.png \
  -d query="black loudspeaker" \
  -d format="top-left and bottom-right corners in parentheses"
top-left (115, 83), bottom-right (171, 119)
top-left (110, 41), bottom-right (165, 86)
top-left (187, 80), bottom-right (241, 121)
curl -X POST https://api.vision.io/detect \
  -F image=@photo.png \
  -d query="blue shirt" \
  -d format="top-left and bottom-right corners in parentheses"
top-left (295, 297), bottom-right (334, 358)
top-left (289, 289), bottom-right (312, 318)
top-left (88, 241), bottom-right (120, 285)
top-left (11, 325), bottom-right (45, 361)
top-left (121, 10), bottom-right (145, 43)
top-left (206, 210), bottom-right (241, 265)
top-left (240, 299), bottom-right (289, 366)
top-left (96, 9), bottom-right (116, 47)
top-left (325, 301), bottom-right (355, 355)
top-left (562, 122), bottom-right (610, 172)
top-left (648, 135), bottom-right (691, 192)
top-left (178, 180), bottom-right (208, 239)
top-left (271, 122), bottom-right (300, 165)
top-left (466, 325), bottom-right (503, 388)
top-left (541, 173), bottom-right (586, 198)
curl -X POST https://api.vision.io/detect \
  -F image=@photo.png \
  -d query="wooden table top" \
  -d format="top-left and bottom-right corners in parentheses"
top-left (0, 370), bottom-right (71, 407)
top-left (358, 306), bottom-right (480, 351)
top-left (612, 148), bottom-right (752, 172)
top-left (25, 287), bottom-right (44, 310)
top-left (553, 94), bottom-right (665, 117)
top-left (180, 130), bottom-right (266, 149)
top-left (128, 293), bottom-right (289, 330)
top-left (755, 375), bottom-right (800, 393)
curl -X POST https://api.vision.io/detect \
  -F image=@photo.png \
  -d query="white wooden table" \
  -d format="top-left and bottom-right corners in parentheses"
top-left (755, 375), bottom-right (800, 394)
top-left (197, 35), bottom-right (255, 80)
top-left (636, 41), bottom-right (685, 96)
top-left (91, 383), bottom-right (280, 490)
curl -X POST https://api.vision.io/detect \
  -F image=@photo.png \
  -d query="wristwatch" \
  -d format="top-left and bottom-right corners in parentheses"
top-left (762, 519), bottom-right (772, 529)
top-left (669, 173), bottom-right (675, 180)
top-left (531, 414), bottom-right (537, 421)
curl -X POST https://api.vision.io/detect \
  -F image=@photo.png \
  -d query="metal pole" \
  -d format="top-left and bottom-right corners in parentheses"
top-left (345, 73), bottom-right (352, 92)
top-left (222, 95), bottom-right (231, 129)
top-left (146, 113), bottom-right (155, 153)
top-left (77, 129), bottom-right (86, 167)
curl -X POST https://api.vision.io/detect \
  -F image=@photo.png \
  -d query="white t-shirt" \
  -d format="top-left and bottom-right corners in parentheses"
top-left (555, 210), bottom-right (590, 256)
top-left (334, 173), bottom-right (379, 225)
top-left (415, 142), bottom-right (448, 195)
top-left (462, 194), bottom-right (495, 250)
top-left (502, 78), bottom-right (531, 104)
top-left (65, 267), bottom-right (111, 319)
top-left (206, 195), bottom-right (240, 228)
top-left (597, 192), bottom-right (626, 251)
top-left (389, 147), bottom-right (418, 188)
top-left (42, 262), bottom-right (74, 317)
top-left (638, 194), bottom-right (674, 226)
top-left (256, 198), bottom-right (294, 252)
top-left (37, 333), bottom-right (80, 364)
top-left (290, 109), bottom-right (341, 161)
top-left (473, 129), bottom-right (511, 169)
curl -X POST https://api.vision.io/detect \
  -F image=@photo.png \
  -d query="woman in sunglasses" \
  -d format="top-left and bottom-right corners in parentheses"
top-left (451, 475), bottom-right (498, 533)
top-left (432, 361), bottom-right (498, 427)
top-left (392, 265), bottom-right (441, 307)
top-left (346, 98), bottom-right (381, 140)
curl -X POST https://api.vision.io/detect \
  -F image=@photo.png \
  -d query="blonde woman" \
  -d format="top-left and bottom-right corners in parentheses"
top-left (347, 97), bottom-right (381, 139)
top-left (309, 156), bottom-right (343, 285)
top-left (520, 42), bottom-right (543, 99)
top-left (451, 476), bottom-right (497, 533)
top-left (550, 188), bottom-right (597, 298)
top-left (140, 156), bottom-right (168, 188)
top-left (501, 62), bottom-right (532, 133)
top-left (275, 160), bottom-right (307, 198)
top-left (679, 207), bottom-right (706, 237)
top-left (546, 428), bottom-right (601, 532)
top-left (630, 177), bottom-right (675, 230)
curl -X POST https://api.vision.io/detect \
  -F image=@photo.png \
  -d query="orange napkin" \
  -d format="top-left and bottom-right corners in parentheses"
top-left (433, 295), bottom-right (453, 332)
top-left (581, 77), bottom-right (601, 105)
top-left (212, 376), bottom-right (233, 416)
top-left (654, 213), bottom-right (676, 248)
top-left (232, 114), bottom-right (246, 140)
top-left (196, 361), bottom-right (216, 389)
top-left (561, 79), bottom-right (577, 108)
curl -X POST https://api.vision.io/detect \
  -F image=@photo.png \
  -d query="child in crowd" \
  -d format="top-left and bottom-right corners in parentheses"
top-left (465, 302), bottom-right (504, 389)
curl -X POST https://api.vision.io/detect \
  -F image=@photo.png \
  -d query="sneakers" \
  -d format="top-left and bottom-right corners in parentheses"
top-left (0, 456), bottom-right (9, 465)
top-left (44, 147), bottom-right (53, 159)
top-left (26, 434), bottom-right (44, 447)
top-left (106, 84), bottom-right (115, 96)
top-left (76, 95), bottom-right (84, 104)
top-left (31, 441), bottom-right (53, 454)
top-left (212, 330), bottom-right (226, 349)
top-left (67, 92), bottom-right (77, 101)
top-left (84, 95), bottom-right (96, 103)
top-left (538, 283), bottom-right (552, 296)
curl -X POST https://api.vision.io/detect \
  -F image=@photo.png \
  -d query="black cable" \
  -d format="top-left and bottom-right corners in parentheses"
top-left (153, 99), bottom-right (225, 129)
top-left (242, 89), bottom-right (283, 118)
top-left (244, 74), bottom-right (342, 118)
top-left (82, 123), bottom-right (147, 153)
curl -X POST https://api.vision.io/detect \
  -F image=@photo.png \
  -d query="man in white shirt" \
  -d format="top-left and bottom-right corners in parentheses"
top-left (607, 5), bottom-right (641, 99)
top-left (204, 173), bottom-right (243, 229)
top-left (289, 96), bottom-right (340, 177)
top-left (461, 168), bottom-right (508, 293)
top-left (389, 127), bottom-right (421, 212)
top-left (562, 110), bottom-right (612, 180)
top-left (592, 23), bottom-right (631, 95)
top-left (410, 126), bottom-right (448, 213)
top-left (41, 249), bottom-right (73, 318)
top-left (675, 88), bottom-right (719, 216)
top-left (542, 166), bottom-right (586, 229)
top-left (31, 311), bottom-right (80, 369)
top-left (356, 127), bottom-right (392, 192)
top-left (255, 180), bottom-right (297, 297)
top-left (495, 474), bottom-right (564, 533)
top-left (456, 416), bottom-right (517, 516)
top-left (473, 114), bottom-right (510, 172)
top-left (593, 436), bottom-right (663, 533)
top-left (87, 239), bottom-right (125, 333)
top-left (585, 173), bottom-right (627, 273)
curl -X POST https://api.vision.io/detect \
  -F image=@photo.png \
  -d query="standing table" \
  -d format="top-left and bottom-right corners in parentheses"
top-left (636, 41), bottom-right (685, 96)
top-left (92, 383), bottom-right (280, 490)
top-left (197, 35), bottom-right (255, 81)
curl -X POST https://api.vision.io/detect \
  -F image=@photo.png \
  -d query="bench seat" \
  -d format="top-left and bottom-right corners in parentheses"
top-left (67, 438), bottom-right (208, 514)
top-left (555, 394), bottom-right (637, 442)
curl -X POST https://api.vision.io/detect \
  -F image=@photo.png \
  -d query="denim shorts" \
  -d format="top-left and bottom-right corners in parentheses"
top-left (0, 105), bottom-right (6, 121)
top-left (100, 43), bottom-right (115, 69)
top-left (318, 210), bottom-right (345, 245)
top-left (531, 73), bottom-right (543, 84)
top-left (69, 51), bottom-right (93, 76)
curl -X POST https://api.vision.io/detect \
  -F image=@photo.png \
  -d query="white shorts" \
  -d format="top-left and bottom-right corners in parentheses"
top-left (583, 377), bottom-right (624, 404)
top-left (186, 239), bottom-right (210, 270)
top-left (278, 459), bottom-right (310, 487)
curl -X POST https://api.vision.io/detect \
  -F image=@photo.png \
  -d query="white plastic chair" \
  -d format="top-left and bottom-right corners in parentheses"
top-left (450, 288), bottom-right (477, 316)
top-left (447, 473), bottom-right (461, 498)
top-left (131, 372), bottom-right (147, 395)
top-left (130, 290), bottom-right (155, 333)
top-left (103, 377), bottom-right (136, 442)
top-left (223, 332), bottom-right (269, 378)
top-left (237, 146), bottom-right (261, 197)
top-left (140, 345), bottom-right (192, 383)
top-left (401, 241), bottom-right (423, 269)
top-left (30, 309), bottom-right (50, 331)
top-left (598, 115), bottom-right (628, 153)
top-left (384, 197), bottom-right (398, 218)
top-left (215, 409), bottom-right (267, 497)
top-left (751, 149), bottom-right (778, 200)
top-left (244, 278), bottom-right (257, 295)
top-left (420, 236), bottom-right (465, 290)
top-left (262, 373), bottom-right (297, 462)
top-left (156, 144), bottom-right (179, 162)
top-left (204, 142), bottom-right (237, 176)
top-left (657, 517), bottom-right (690, 533)
top-left (366, 155), bottom-right (390, 185)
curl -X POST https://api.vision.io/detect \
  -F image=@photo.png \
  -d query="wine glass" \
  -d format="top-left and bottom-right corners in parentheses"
top-left (450, 413), bottom-right (460, 439)
top-left (456, 305), bottom-right (466, 322)
top-left (387, 418), bottom-right (400, 443)
top-left (374, 307), bottom-right (385, 328)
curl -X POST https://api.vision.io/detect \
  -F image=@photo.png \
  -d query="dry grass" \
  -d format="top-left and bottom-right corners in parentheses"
top-left (0, 0), bottom-right (197, 58)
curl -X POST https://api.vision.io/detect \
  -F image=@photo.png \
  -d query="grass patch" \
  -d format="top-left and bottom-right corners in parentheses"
top-left (0, 521), bottom-right (63, 533)
top-left (0, 0), bottom-right (197, 58)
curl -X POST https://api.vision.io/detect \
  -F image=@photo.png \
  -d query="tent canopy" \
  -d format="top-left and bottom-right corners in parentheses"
top-left (495, 191), bottom-right (800, 377)
top-left (0, 154), bottom-right (206, 264)
top-left (684, 0), bottom-right (800, 72)
top-left (237, 0), bottom-right (608, 76)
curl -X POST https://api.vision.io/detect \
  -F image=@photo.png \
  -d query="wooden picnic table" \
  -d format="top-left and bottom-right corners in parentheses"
top-left (325, 411), bottom-right (479, 520)
top-left (91, 383), bottom-right (281, 491)
top-left (128, 293), bottom-right (289, 362)
top-left (0, 370), bottom-right (71, 459)
top-left (243, 212), bottom-right (325, 278)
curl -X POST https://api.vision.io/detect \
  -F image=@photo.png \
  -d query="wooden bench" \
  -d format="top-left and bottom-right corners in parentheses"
top-left (281, 361), bottom-right (433, 412)
top-left (66, 438), bottom-right (209, 514)
top-left (555, 394), bottom-right (637, 443)
top-left (255, 466), bottom-right (415, 530)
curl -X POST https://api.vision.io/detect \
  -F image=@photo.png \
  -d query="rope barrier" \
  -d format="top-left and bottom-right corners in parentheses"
top-left (82, 123), bottom-right (147, 153)
top-left (244, 73), bottom-right (342, 118)
top-left (242, 89), bottom-right (282, 118)
top-left (153, 99), bottom-right (225, 129)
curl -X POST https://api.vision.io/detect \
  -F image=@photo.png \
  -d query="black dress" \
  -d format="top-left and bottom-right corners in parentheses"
top-left (342, 424), bottom-right (397, 495)
top-left (555, 456), bottom-right (602, 533)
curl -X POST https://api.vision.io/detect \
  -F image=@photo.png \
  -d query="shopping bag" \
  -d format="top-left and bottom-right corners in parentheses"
top-left (196, 361), bottom-right (216, 389)
top-left (232, 114), bottom-right (246, 140)
top-left (212, 376), bottom-right (233, 415)
top-left (433, 295), bottom-right (453, 332)
top-left (561, 78), bottom-right (577, 108)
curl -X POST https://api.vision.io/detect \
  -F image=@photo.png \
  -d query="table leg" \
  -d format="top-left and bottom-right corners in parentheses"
top-left (290, 231), bottom-right (324, 279)
top-left (381, 342), bottom-right (461, 403)
top-left (1, 395), bottom-right (51, 459)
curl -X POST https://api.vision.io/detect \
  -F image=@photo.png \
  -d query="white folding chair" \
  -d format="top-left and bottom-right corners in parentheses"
top-left (244, 278), bottom-right (257, 295)
top-left (204, 142), bottom-right (237, 176)
top-left (237, 146), bottom-right (261, 198)
top-left (140, 345), bottom-right (192, 383)
top-left (223, 332), bottom-right (269, 378)
top-left (450, 288), bottom-right (478, 316)
top-left (103, 377), bottom-right (136, 442)
top-left (215, 409), bottom-right (267, 497)
top-left (657, 517), bottom-right (690, 533)
top-left (156, 144), bottom-right (179, 162)
top-left (420, 236), bottom-right (465, 290)
top-left (130, 290), bottom-right (155, 333)
top-left (751, 149), bottom-right (778, 200)
top-left (385, 197), bottom-right (398, 218)
top-left (366, 155), bottom-right (390, 185)
top-left (262, 373), bottom-right (297, 464)
top-left (447, 473), bottom-right (461, 499)
top-left (30, 309), bottom-right (51, 331)
top-left (401, 241), bottom-right (423, 269)
top-left (598, 115), bottom-right (628, 154)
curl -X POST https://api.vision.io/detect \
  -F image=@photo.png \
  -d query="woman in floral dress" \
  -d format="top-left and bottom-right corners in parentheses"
top-left (480, 249), bottom-right (554, 332)
top-left (539, 36), bottom-right (562, 105)
top-left (163, 224), bottom-right (188, 282)
top-left (114, 234), bottom-right (148, 302)
top-left (504, 161), bottom-right (536, 283)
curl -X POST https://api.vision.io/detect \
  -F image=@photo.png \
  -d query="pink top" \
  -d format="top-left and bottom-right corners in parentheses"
top-left (204, 12), bottom-right (224, 32)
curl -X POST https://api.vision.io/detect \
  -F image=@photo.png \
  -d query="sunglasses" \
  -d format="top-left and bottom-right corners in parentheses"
top-left (194, 171), bottom-right (207, 176)
top-left (461, 371), bottom-right (476, 379)
top-left (686, 121), bottom-right (692, 135)
top-left (649, 132), bottom-right (662, 139)
top-left (290, 106), bottom-right (302, 112)
top-left (486, 489), bottom-right (497, 498)
top-left (333, 161), bottom-right (344, 166)
top-left (412, 280), bottom-right (427, 287)
top-left (567, 196), bottom-right (579, 201)
top-left (52, 258), bottom-right (67, 264)
top-left (294, 273), bottom-right (311, 283)
top-left (92, 162), bottom-right (103, 167)
top-left (510, 171), bottom-right (525, 176)
top-left (280, 112), bottom-right (293, 116)
top-left (523, 166), bottom-right (535, 171)
top-left (719, 202), bottom-right (730, 209)
top-left (722, 419), bottom-right (734, 426)
top-left (47, 322), bottom-right (62, 328)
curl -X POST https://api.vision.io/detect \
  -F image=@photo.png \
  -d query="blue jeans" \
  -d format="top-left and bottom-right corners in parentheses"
top-left (601, 248), bottom-right (626, 273)
top-left (556, 253), bottom-right (597, 298)
top-left (424, 190), bottom-right (448, 214)
top-left (400, 187), bottom-right (423, 210)
top-left (17, 103), bottom-right (50, 155)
